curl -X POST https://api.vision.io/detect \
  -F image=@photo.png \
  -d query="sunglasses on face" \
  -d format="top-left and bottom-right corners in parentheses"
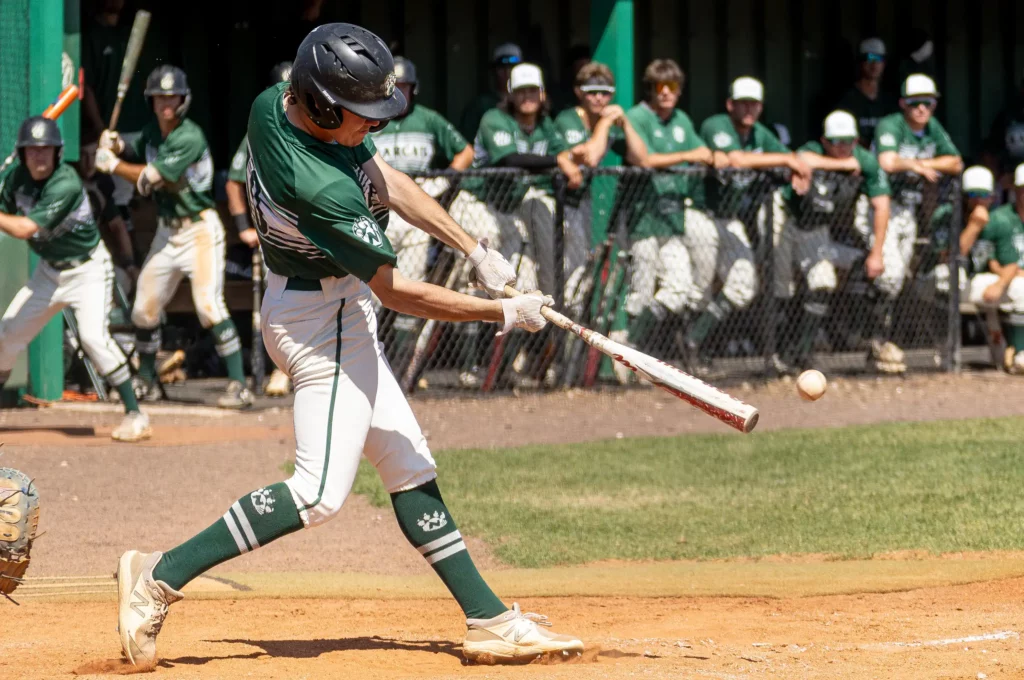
top-left (655, 81), bottom-right (681, 94)
top-left (825, 137), bottom-right (856, 145)
top-left (864, 53), bottom-right (885, 63)
top-left (965, 190), bottom-right (992, 199)
top-left (906, 98), bottom-right (937, 109)
top-left (580, 85), bottom-right (616, 96)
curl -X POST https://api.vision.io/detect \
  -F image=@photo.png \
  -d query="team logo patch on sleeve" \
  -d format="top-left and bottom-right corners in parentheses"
top-left (565, 129), bottom-right (585, 145)
top-left (353, 216), bottom-right (384, 247)
top-left (879, 132), bottom-right (896, 148)
top-left (492, 131), bottom-right (513, 147)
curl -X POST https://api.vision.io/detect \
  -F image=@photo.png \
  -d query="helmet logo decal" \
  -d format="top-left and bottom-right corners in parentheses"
top-left (384, 72), bottom-right (397, 97)
top-left (30, 122), bottom-right (47, 140)
top-left (161, 72), bottom-right (175, 90)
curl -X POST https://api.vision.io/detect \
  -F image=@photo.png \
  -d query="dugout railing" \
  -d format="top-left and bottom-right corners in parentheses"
top-left (377, 166), bottom-right (963, 394)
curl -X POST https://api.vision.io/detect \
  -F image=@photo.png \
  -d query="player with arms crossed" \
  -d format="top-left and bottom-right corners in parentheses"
top-left (114, 24), bottom-right (580, 668)
top-left (95, 65), bottom-right (252, 408)
top-left (0, 116), bottom-right (149, 441)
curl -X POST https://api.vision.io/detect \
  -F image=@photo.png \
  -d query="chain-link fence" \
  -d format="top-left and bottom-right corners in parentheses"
top-left (372, 166), bottom-right (963, 395)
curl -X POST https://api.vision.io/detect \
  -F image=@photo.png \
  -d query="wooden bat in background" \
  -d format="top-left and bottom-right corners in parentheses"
top-left (107, 9), bottom-right (151, 131)
top-left (0, 84), bottom-right (79, 176)
top-left (504, 285), bottom-right (760, 433)
top-left (251, 251), bottom-right (266, 395)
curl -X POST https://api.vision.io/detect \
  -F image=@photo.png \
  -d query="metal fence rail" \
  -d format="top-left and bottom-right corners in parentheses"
top-left (375, 167), bottom-right (963, 395)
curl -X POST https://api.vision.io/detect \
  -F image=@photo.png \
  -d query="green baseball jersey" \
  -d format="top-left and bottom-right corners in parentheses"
top-left (466, 107), bottom-right (567, 207)
top-left (131, 118), bottom-right (215, 221)
top-left (228, 135), bottom-right (249, 184)
top-left (700, 114), bottom-right (789, 218)
top-left (622, 103), bottom-right (704, 238)
top-left (835, 87), bottom-right (899, 150)
top-left (370, 104), bottom-right (468, 173)
top-left (873, 113), bottom-right (960, 210)
top-left (0, 163), bottom-right (100, 262)
top-left (245, 82), bottom-right (396, 282)
top-left (553, 107), bottom-right (626, 208)
top-left (973, 203), bottom-right (1024, 271)
top-left (784, 142), bottom-right (890, 227)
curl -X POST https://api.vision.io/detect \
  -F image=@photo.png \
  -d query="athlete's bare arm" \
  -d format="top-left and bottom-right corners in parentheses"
top-left (362, 152), bottom-right (477, 254)
top-left (369, 263), bottom-right (503, 322)
top-left (450, 144), bottom-right (474, 171)
top-left (959, 204), bottom-right (991, 255)
top-left (797, 150), bottom-right (861, 173)
top-left (0, 212), bottom-right (39, 240)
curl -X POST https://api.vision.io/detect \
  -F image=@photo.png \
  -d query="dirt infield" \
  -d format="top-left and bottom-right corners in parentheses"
top-left (3, 372), bottom-right (1024, 678)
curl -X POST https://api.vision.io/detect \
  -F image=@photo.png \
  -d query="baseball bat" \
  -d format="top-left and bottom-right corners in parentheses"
top-left (504, 285), bottom-right (759, 433)
top-left (107, 9), bottom-right (151, 131)
top-left (0, 84), bottom-right (79, 176)
top-left (251, 250), bottom-right (266, 395)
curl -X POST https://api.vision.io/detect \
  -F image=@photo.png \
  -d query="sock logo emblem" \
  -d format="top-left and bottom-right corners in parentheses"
top-left (416, 511), bottom-right (447, 532)
top-left (250, 487), bottom-right (276, 516)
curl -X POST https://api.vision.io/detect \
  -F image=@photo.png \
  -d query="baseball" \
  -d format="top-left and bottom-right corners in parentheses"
top-left (796, 370), bottom-right (827, 401)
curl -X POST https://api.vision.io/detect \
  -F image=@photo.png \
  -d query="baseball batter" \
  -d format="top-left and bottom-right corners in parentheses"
top-left (114, 24), bottom-right (580, 667)
top-left (872, 73), bottom-right (962, 372)
top-left (0, 116), bottom-right (149, 441)
top-left (772, 110), bottom-right (891, 371)
top-left (226, 61), bottom-right (294, 398)
top-left (95, 65), bottom-right (252, 408)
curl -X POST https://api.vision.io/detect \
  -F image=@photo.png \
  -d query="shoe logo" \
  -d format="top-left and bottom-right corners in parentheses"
top-left (416, 511), bottom-right (447, 532)
top-left (130, 589), bottom-right (148, 618)
top-left (250, 487), bottom-right (275, 516)
top-left (503, 623), bottom-right (528, 643)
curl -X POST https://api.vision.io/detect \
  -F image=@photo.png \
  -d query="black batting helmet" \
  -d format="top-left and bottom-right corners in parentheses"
top-left (144, 65), bottom-right (192, 118)
top-left (16, 116), bottom-right (63, 164)
top-left (290, 23), bottom-right (406, 128)
top-left (394, 56), bottom-right (419, 95)
top-left (269, 61), bottom-right (293, 86)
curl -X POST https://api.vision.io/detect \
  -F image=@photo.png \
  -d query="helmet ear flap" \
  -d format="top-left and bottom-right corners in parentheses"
top-left (176, 91), bottom-right (192, 118)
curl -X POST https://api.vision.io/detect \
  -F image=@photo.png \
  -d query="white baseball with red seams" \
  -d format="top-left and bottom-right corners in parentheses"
top-left (797, 369), bottom-right (828, 401)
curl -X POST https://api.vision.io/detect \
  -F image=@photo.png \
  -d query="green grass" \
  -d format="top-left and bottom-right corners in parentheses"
top-left (344, 417), bottom-right (1024, 568)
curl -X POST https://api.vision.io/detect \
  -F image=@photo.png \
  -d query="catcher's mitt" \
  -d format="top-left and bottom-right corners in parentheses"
top-left (0, 467), bottom-right (40, 600)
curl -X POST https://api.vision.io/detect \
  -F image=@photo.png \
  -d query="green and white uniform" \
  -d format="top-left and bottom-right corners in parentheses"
top-left (0, 163), bottom-right (131, 390)
top-left (448, 107), bottom-right (566, 296)
top-left (773, 143), bottom-right (891, 298)
top-left (968, 203), bottom-right (1024, 319)
top-left (245, 83), bottom-right (437, 526)
top-left (873, 113), bottom-right (960, 297)
top-left (129, 118), bottom-right (237, 362)
top-left (371, 103), bottom-right (468, 281)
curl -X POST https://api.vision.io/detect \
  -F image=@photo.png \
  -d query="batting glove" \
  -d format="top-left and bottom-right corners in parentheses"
top-left (499, 291), bottom-right (554, 335)
top-left (468, 239), bottom-right (517, 299)
top-left (94, 147), bottom-right (121, 174)
top-left (98, 130), bottom-right (124, 154)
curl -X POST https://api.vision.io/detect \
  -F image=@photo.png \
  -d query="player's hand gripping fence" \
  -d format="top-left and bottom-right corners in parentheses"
top-left (503, 285), bottom-right (760, 433)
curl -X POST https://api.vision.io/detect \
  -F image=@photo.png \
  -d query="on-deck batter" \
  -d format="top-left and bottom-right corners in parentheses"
top-left (113, 23), bottom-right (582, 668)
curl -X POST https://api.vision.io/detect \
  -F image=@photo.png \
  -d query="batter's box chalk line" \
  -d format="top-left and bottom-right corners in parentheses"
top-left (862, 630), bottom-right (1019, 650)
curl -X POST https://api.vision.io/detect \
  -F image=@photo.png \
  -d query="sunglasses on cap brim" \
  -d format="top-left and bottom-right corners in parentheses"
top-left (905, 97), bottom-right (937, 108)
top-left (580, 84), bottom-right (616, 95)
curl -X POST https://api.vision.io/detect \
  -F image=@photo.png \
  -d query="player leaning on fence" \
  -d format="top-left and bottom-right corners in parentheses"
top-left (960, 164), bottom-right (1024, 374)
top-left (771, 110), bottom-right (891, 373)
top-left (872, 73), bottom-right (963, 373)
top-left (689, 77), bottom-right (812, 374)
top-left (554, 61), bottom-right (646, 314)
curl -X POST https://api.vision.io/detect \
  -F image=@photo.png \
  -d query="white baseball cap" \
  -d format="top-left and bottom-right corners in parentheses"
top-left (962, 166), bottom-right (994, 194)
top-left (1015, 163), bottom-right (1024, 187)
top-left (859, 38), bottom-right (886, 57)
top-left (823, 110), bottom-right (858, 139)
top-left (902, 73), bottom-right (939, 97)
top-left (508, 63), bottom-right (544, 91)
top-left (730, 76), bottom-right (763, 102)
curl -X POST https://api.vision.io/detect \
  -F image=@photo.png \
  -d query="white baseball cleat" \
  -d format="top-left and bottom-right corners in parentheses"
top-left (217, 380), bottom-right (254, 409)
top-left (463, 603), bottom-right (584, 664)
top-left (111, 412), bottom-right (152, 443)
top-left (116, 550), bottom-right (183, 667)
top-left (264, 368), bottom-right (291, 397)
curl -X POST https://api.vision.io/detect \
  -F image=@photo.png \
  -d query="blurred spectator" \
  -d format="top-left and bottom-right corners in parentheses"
top-left (551, 44), bottom-right (592, 113)
top-left (960, 164), bottom-right (1024, 373)
top-left (771, 110), bottom-right (891, 373)
top-left (872, 73), bottom-right (963, 373)
top-left (459, 43), bottom-right (523, 142)
top-left (554, 62), bottom-right (646, 316)
top-left (982, 69), bottom-right (1024, 205)
top-left (836, 38), bottom-right (898, 150)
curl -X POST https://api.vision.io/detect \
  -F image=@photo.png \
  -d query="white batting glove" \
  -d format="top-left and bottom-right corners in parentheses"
top-left (468, 239), bottom-right (517, 299)
top-left (98, 130), bottom-right (124, 154)
top-left (94, 147), bottom-right (120, 174)
top-left (499, 291), bottom-right (554, 335)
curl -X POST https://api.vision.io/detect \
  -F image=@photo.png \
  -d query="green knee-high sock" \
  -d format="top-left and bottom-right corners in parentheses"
top-left (786, 292), bottom-right (829, 365)
top-left (105, 362), bottom-right (139, 413)
top-left (391, 480), bottom-right (507, 620)
top-left (211, 320), bottom-right (246, 383)
top-left (152, 482), bottom-right (303, 591)
top-left (135, 328), bottom-right (160, 383)
top-left (687, 293), bottom-right (734, 346)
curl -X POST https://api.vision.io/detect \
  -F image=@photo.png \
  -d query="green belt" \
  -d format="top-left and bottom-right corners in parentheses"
top-left (285, 277), bottom-right (322, 291)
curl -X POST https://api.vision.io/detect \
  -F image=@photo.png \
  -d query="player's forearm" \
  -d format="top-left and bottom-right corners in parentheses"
top-left (799, 151), bottom-right (858, 172)
top-left (921, 155), bottom-right (964, 175)
top-left (992, 262), bottom-right (1019, 287)
top-left (0, 212), bottom-right (39, 240)
top-left (643, 148), bottom-right (711, 169)
top-left (225, 180), bottom-right (248, 217)
top-left (877, 152), bottom-right (920, 174)
top-left (959, 207), bottom-right (990, 255)
top-left (369, 265), bottom-right (502, 322)
top-left (621, 120), bottom-right (648, 166)
top-left (449, 145), bottom-right (474, 171)
top-left (106, 216), bottom-right (135, 265)
top-left (386, 169), bottom-right (476, 253)
top-left (728, 151), bottom-right (793, 170)
top-left (870, 195), bottom-right (889, 254)
top-left (112, 161), bottom-right (145, 185)
top-left (584, 118), bottom-right (616, 164)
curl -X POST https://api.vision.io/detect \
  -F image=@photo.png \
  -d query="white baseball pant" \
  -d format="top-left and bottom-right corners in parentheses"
top-left (772, 219), bottom-right (863, 298)
top-left (0, 242), bottom-right (131, 387)
top-left (683, 208), bottom-right (758, 309)
top-left (262, 271), bottom-right (437, 527)
top-left (563, 199), bottom-right (594, 312)
top-left (131, 209), bottom-right (231, 330)
top-left (969, 273), bottom-right (1024, 315)
top-left (385, 210), bottom-right (431, 282)
top-left (624, 234), bottom-right (694, 317)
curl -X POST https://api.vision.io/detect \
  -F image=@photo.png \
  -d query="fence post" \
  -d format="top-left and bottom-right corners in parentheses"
top-left (946, 178), bottom-right (963, 373)
top-left (553, 172), bottom-right (566, 308)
